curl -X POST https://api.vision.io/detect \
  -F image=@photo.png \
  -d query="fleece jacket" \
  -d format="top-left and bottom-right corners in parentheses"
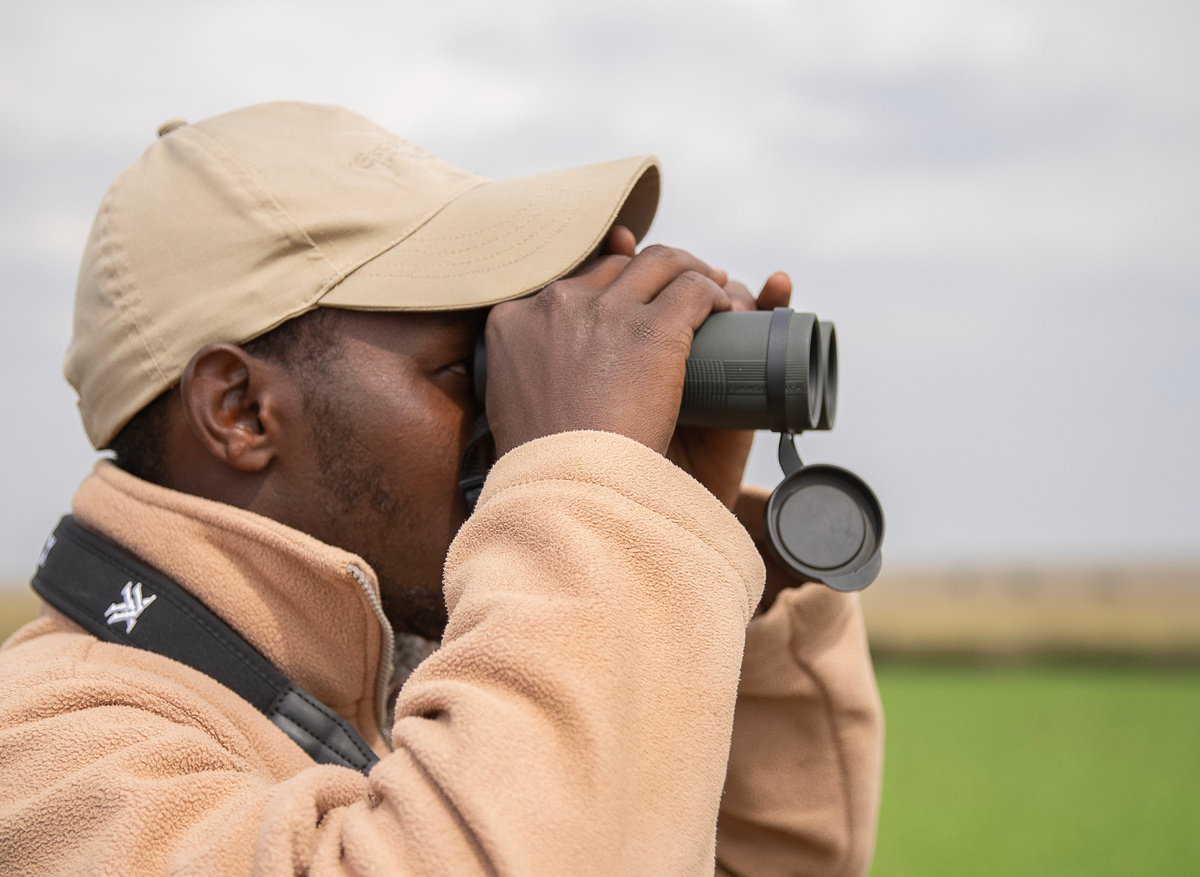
top-left (0, 430), bottom-right (882, 876)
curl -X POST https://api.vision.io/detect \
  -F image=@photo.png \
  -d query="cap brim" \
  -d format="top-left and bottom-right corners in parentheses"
top-left (319, 155), bottom-right (660, 311)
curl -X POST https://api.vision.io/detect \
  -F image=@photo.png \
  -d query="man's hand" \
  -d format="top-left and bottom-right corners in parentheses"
top-left (484, 226), bottom-right (791, 514)
top-left (484, 235), bottom-right (735, 457)
top-left (606, 227), bottom-right (793, 511)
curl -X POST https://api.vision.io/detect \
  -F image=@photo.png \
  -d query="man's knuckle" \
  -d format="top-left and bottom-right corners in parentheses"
top-left (487, 301), bottom-right (522, 331)
top-left (639, 243), bottom-right (677, 264)
top-left (536, 281), bottom-right (574, 309)
top-left (597, 253), bottom-right (632, 272)
top-left (675, 270), bottom-right (716, 296)
top-left (490, 300), bottom-right (518, 319)
top-left (592, 293), bottom-right (626, 321)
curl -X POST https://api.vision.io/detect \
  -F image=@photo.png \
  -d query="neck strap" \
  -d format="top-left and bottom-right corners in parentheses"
top-left (31, 516), bottom-right (380, 776)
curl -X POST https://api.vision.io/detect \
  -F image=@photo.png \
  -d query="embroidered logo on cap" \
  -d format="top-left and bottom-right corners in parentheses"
top-left (105, 582), bottom-right (157, 633)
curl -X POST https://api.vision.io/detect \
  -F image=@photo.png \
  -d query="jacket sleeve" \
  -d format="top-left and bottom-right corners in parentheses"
top-left (714, 488), bottom-right (884, 877)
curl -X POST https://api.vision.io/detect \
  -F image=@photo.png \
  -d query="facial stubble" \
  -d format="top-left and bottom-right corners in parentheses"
top-left (302, 384), bottom-right (450, 641)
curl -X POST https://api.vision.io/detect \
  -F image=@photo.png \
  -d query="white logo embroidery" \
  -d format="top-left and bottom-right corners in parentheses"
top-left (37, 534), bottom-right (56, 568)
top-left (104, 582), bottom-right (157, 633)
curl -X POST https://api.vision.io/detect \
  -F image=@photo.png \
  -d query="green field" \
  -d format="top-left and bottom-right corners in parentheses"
top-left (872, 665), bottom-right (1200, 876)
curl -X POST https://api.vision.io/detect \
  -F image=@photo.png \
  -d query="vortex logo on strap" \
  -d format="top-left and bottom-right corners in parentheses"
top-left (104, 582), bottom-right (157, 633)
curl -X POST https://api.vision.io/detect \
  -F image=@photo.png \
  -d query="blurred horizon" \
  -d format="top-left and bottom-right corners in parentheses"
top-left (3, 0), bottom-right (1198, 578)
top-left (7, 563), bottom-right (1200, 663)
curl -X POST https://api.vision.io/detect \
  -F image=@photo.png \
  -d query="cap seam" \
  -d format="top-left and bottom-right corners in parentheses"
top-left (372, 186), bottom-right (560, 247)
top-left (348, 201), bottom-right (577, 277)
top-left (316, 175), bottom-right (489, 299)
top-left (386, 202), bottom-right (561, 254)
top-left (186, 126), bottom-right (342, 293)
top-left (401, 156), bottom-right (654, 249)
top-left (366, 186), bottom-right (581, 260)
top-left (99, 193), bottom-right (175, 392)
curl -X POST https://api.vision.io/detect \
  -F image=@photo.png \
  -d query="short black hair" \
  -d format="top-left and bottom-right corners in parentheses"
top-left (109, 308), bottom-right (344, 485)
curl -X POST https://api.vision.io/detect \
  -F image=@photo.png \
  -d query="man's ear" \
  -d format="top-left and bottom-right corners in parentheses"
top-left (178, 344), bottom-right (286, 472)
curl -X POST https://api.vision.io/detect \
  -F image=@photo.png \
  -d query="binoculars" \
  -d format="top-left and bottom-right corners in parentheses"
top-left (468, 307), bottom-right (884, 591)
top-left (678, 308), bottom-right (883, 591)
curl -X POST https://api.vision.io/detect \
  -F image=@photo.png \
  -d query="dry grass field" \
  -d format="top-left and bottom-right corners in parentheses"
top-left (4, 566), bottom-right (1200, 658)
top-left (0, 582), bottom-right (40, 643)
top-left (861, 565), bottom-right (1200, 663)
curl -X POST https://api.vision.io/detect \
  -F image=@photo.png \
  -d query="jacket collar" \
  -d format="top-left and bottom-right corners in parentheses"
top-left (71, 461), bottom-right (396, 753)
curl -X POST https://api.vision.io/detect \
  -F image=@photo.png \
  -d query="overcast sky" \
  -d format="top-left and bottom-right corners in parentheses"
top-left (1, 0), bottom-right (1197, 578)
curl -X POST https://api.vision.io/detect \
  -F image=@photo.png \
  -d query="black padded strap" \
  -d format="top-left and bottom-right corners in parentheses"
top-left (766, 307), bottom-right (792, 434)
top-left (31, 516), bottom-right (379, 775)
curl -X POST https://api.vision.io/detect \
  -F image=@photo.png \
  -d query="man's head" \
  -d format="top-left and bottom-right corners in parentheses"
top-left (70, 102), bottom-right (661, 637)
top-left (109, 306), bottom-right (483, 639)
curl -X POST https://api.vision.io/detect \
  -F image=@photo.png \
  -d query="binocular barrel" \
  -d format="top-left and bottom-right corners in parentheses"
top-left (474, 308), bottom-right (837, 434)
top-left (677, 309), bottom-right (837, 433)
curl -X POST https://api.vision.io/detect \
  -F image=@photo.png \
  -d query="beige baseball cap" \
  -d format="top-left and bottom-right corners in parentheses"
top-left (66, 101), bottom-right (661, 449)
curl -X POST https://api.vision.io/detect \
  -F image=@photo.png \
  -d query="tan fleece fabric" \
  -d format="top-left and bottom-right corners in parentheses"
top-left (0, 432), bottom-right (881, 875)
top-left (720, 486), bottom-right (884, 877)
top-left (717, 584), bottom-right (884, 877)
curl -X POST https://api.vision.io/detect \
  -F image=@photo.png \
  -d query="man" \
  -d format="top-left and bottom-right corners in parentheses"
top-left (0, 102), bottom-right (882, 875)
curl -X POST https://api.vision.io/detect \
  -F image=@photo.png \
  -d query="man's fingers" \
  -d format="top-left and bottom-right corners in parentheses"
top-left (566, 253), bottom-right (632, 288)
top-left (603, 225), bottom-right (637, 257)
top-left (724, 280), bottom-right (757, 312)
top-left (756, 271), bottom-right (793, 310)
top-left (648, 270), bottom-right (733, 331)
top-left (611, 244), bottom-right (726, 303)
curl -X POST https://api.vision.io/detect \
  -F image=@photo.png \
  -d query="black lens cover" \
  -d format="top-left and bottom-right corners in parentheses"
top-left (764, 463), bottom-right (884, 592)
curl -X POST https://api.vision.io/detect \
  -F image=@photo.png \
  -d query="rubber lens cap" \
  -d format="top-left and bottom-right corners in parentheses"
top-left (763, 463), bottom-right (884, 591)
top-left (777, 483), bottom-right (866, 569)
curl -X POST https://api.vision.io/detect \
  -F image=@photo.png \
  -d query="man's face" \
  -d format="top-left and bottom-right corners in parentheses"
top-left (278, 308), bottom-right (485, 640)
